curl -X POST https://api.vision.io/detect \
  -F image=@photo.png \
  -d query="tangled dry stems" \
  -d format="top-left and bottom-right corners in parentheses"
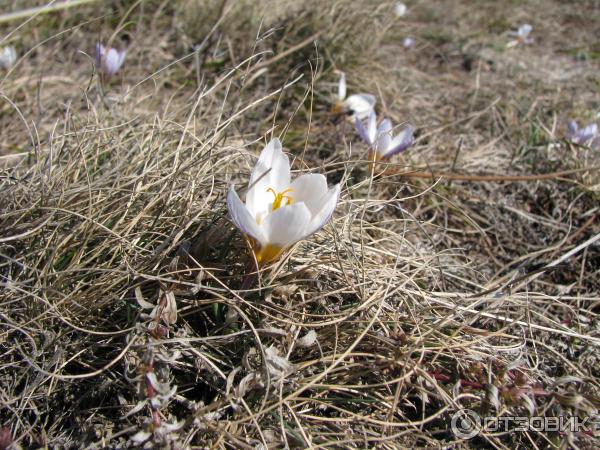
top-left (1, 0), bottom-right (599, 448)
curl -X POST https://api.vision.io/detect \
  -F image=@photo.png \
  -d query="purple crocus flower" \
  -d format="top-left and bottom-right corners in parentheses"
top-left (355, 111), bottom-right (415, 162)
top-left (95, 42), bottom-right (126, 81)
top-left (567, 120), bottom-right (598, 146)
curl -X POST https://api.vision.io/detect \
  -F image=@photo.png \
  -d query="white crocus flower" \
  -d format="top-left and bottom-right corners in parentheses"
top-left (95, 42), bottom-right (127, 81)
top-left (402, 37), bottom-right (415, 48)
top-left (0, 45), bottom-right (17, 69)
top-left (356, 111), bottom-right (415, 162)
top-left (334, 72), bottom-right (376, 120)
top-left (508, 24), bottom-right (533, 47)
top-left (227, 138), bottom-right (340, 265)
top-left (394, 2), bottom-right (408, 17)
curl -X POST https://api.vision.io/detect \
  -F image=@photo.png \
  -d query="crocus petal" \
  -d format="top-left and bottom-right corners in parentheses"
top-left (519, 24), bottom-right (532, 37)
top-left (338, 72), bottom-right (347, 100)
top-left (261, 202), bottom-right (312, 248)
top-left (567, 120), bottom-right (578, 137)
top-left (303, 184), bottom-right (340, 239)
top-left (367, 110), bottom-right (377, 143)
top-left (394, 2), bottom-right (407, 17)
top-left (580, 123), bottom-right (598, 141)
top-left (375, 118), bottom-right (393, 156)
top-left (355, 115), bottom-right (371, 146)
top-left (104, 48), bottom-right (122, 76)
top-left (116, 49), bottom-right (127, 70)
top-left (227, 187), bottom-right (265, 245)
top-left (247, 138), bottom-right (291, 218)
top-left (343, 94), bottom-right (376, 120)
top-left (95, 43), bottom-right (104, 67)
top-left (383, 126), bottom-right (415, 158)
top-left (248, 138), bottom-right (290, 190)
top-left (290, 174), bottom-right (329, 215)
top-left (0, 46), bottom-right (17, 69)
top-left (590, 136), bottom-right (600, 151)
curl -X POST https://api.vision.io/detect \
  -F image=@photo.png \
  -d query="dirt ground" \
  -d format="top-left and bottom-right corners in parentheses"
top-left (1, 0), bottom-right (599, 448)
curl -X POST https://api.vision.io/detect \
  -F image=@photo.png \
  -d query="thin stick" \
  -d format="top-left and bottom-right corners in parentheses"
top-left (383, 165), bottom-right (599, 183)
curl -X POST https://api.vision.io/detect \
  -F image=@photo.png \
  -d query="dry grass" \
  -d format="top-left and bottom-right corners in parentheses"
top-left (1, 0), bottom-right (599, 448)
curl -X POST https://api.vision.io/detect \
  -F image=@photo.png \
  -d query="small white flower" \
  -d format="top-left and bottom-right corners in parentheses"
top-left (567, 120), bottom-right (599, 147)
top-left (402, 37), bottom-right (415, 48)
top-left (0, 46), bottom-right (17, 69)
top-left (96, 42), bottom-right (126, 81)
top-left (517, 24), bottom-right (533, 41)
top-left (335, 72), bottom-right (376, 120)
top-left (394, 2), bottom-right (408, 17)
top-left (508, 24), bottom-right (533, 46)
top-left (355, 110), bottom-right (415, 161)
top-left (227, 138), bottom-right (340, 265)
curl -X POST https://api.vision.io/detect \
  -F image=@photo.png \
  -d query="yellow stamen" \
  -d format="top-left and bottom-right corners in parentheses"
top-left (266, 187), bottom-right (294, 211)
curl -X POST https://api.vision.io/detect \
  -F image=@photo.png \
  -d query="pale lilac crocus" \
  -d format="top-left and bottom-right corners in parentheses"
top-left (95, 42), bottom-right (126, 81)
top-left (402, 37), bottom-right (415, 48)
top-left (394, 2), bottom-right (408, 17)
top-left (0, 46), bottom-right (17, 69)
top-left (356, 111), bottom-right (414, 167)
top-left (334, 72), bottom-right (376, 120)
top-left (567, 120), bottom-right (598, 147)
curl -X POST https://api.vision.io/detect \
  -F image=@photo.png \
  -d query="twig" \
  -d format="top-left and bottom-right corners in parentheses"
top-left (252, 33), bottom-right (321, 71)
top-left (383, 165), bottom-right (600, 183)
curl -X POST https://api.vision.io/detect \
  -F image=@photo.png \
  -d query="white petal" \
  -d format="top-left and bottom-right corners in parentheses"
top-left (367, 110), bottom-right (378, 143)
top-left (343, 94), bottom-right (376, 119)
top-left (394, 2), bottom-right (407, 16)
top-left (96, 42), bottom-right (105, 57)
top-left (375, 118), bottom-right (392, 156)
top-left (383, 125), bottom-right (414, 158)
top-left (247, 138), bottom-right (291, 218)
top-left (355, 115), bottom-right (371, 145)
top-left (338, 72), bottom-right (347, 100)
top-left (118, 49), bottom-right (127, 67)
top-left (290, 174), bottom-right (328, 215)
top-left (303, 184), bottom-right (340, 239)
top-left (519, 24), bottom-right (532, 37)
top-left (227, 187), bottom-right (265, 245)
top-left (0, 46), bottom-right (17, 69)
top-left (262, 202), bottom-right (312, 248)
top-left (248, 138), bottom-right (290, 190)
top-left (582, 123), bottom-right (598, 137)
top-left (104, 48), bottom-right (122, 75)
